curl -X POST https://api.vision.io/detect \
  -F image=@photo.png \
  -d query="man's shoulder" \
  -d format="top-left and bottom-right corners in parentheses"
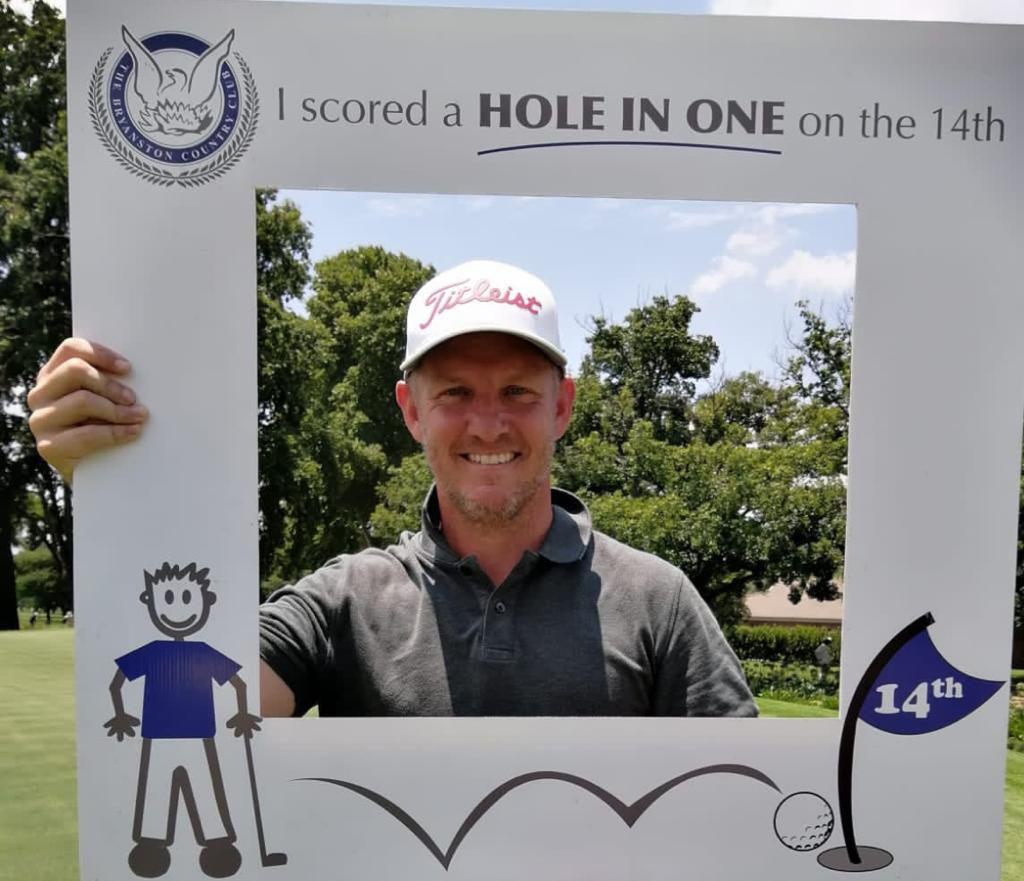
top-left (588, 527), bottom-right (688, 596)
top-left (294, 537), bottom-right (418, 595)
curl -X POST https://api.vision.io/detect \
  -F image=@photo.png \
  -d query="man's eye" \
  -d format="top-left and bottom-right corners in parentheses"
top-left (440, 387), bottom-right (469, 398)
top-left (505, 385), bottom-right (531, 396)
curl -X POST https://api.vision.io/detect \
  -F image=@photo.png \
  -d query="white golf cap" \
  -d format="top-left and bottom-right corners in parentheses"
top-left (401, 259), bottom-right (567, 371)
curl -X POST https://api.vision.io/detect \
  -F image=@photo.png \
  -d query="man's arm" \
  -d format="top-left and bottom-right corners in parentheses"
top-left (30, 341), bottom-right (307, 718)
top-left (260, 660), bottom-right (296, 717)
top-left (27, 338), bottom-right (148, 482)
top-left (103, 669), bottom-right (141, 740)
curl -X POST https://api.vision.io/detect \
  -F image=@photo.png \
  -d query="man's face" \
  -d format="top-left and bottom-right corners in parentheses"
top-left (141, 579), bottom-right (216, 638)
top-left (395, 333), bottom-right (575, 527)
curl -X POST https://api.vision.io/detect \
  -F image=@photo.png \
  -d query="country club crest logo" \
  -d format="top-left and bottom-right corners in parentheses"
top-left (89, 27), bottom-right (259, 187)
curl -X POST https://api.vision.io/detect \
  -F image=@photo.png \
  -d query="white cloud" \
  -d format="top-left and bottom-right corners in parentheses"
top-left (718, 203), bottom-right (835, 257)
top-left (765, 249), bottom-right (856, 295)
top-left (663, 207), bottom-right (739, 231)
top-left (726, 227), bottom-right (783, 257)
top-left (692, 255), bottom-right (757, 295)
top-left (754, 203), bottom-right (836, 224)
top-left (365, 196), bottom-right (433, 218)
top-left (709, 0), bottom-right (1024, 24)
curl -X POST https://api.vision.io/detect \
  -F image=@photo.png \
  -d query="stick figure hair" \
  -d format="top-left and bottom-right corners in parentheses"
top-left (143, 561), bottom-right (211, 593)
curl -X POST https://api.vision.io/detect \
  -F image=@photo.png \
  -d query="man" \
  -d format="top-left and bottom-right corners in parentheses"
top-left (28, 259), bottom-right (755, 718)
top-left (814, 636), bottom-right (834, 683)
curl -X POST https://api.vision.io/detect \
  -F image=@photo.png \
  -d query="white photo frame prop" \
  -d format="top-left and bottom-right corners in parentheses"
top-left (67, 3), bottom-right (1022, 879)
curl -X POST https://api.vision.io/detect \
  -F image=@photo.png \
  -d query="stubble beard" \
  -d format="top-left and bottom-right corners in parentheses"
top-left (430, 441), bottom-right (555, 529)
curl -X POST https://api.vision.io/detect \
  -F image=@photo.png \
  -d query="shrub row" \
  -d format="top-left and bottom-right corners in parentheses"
top-left (741, 659), bottom-right (839, 699)
top-left (728, 624), bottom-right (841, 665)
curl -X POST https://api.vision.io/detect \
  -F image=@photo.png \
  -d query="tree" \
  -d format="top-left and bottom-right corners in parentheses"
top-left (369, 453), bottom-right (433, 543)
top-left (781, 299), bottom-right (851, 435)
top-left (309, 246), bottom-right (434, 458)
top-left (14, 543), bottom-right (62, 612)
top-left (581, 295), bottom-right (718, 444)
top-left (553, 294), bottom-right (852, 623)
top-left (0, 1), bottom-right (68, 629)
top-left (254, 188), bottom-right (322, 587)
top-left (258, 246), bottom-right (435, 585)
top-left (691, 371), bottom-right (791, 447)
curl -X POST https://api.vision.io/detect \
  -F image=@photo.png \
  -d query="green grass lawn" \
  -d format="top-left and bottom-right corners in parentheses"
top-left (756, 696), bottom-right (838, 718)
top-left (0, 627), bottom-right (1020, 880)
top-left (0, 628), bottom-right (77, 881)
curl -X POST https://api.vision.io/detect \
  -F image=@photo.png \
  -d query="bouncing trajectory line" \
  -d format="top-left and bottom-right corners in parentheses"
top-left (300, 764), bottom-right (781, 869)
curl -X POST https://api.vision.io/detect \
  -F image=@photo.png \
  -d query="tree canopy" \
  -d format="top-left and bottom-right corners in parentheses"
top-left (0, 1), bottom-right (69, 626)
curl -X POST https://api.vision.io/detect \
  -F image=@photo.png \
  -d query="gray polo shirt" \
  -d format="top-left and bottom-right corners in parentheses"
top-left (259, 489), bottom-right (756, 717)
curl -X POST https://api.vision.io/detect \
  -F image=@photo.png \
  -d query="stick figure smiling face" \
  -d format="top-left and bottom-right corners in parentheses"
top-left (139, 562), bottom-right (216, 639)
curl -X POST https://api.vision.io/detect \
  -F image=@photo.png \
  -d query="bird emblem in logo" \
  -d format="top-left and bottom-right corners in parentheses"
top-left (89, 27), bottom-right (259, 187)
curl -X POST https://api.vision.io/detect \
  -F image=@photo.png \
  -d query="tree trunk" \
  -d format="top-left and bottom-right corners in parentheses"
top-left (0, 491), bottom-right (20, 630)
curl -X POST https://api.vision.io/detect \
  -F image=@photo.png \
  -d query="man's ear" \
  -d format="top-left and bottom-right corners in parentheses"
top-left (139, 591), bottom-right (149, 604)
top-left (205, 590), bottom-right (217, 606)
top-left (553, 375), bottom-right (576, 441)
top-left (395, 379), bottom-right (423, 443)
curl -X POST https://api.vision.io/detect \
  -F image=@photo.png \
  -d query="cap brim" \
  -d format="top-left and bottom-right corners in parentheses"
top-left (400, 325), bottom-right (567, 372)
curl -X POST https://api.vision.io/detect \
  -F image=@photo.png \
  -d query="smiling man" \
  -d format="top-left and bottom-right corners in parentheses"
top-left (256, 260), bottom-right (756, 717)
top-left (28, 259), bottom-right (755, 718)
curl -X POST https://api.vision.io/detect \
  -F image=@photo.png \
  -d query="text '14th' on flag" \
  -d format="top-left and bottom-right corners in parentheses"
top-left (858, 627), bottom-right (1004, 736)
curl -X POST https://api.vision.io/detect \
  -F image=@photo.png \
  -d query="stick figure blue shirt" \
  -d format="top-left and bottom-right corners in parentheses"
top-left (116, 640), bottom-right (241, 738)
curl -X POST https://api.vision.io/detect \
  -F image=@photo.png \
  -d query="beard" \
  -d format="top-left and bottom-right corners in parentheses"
top-left (442, 473), bottom-right (544, 527)
top-left (427, 440), bottom-right (555, 529)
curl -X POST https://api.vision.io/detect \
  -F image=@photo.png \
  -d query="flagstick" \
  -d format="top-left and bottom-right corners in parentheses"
top-left (818, 611), bottom-right (934, 872)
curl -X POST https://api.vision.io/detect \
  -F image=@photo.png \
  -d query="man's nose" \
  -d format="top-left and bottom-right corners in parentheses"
top-left (466, 398), bottom-right (509, 441)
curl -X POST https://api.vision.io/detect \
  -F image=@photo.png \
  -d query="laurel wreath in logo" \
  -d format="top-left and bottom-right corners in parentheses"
top-left (88, 46), bottom-right (259, 188)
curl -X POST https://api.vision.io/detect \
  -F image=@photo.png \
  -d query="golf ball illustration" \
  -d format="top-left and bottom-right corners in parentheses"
top-left (773, 791), bottom-right (834, 851)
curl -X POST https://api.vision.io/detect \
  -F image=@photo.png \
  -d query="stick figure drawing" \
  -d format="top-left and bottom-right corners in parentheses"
top-left (104, 562), bottom-right (282, 878)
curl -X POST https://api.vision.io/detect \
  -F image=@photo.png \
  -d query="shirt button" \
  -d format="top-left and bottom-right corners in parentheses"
top-left (494, 601), bottom-right (507, 614)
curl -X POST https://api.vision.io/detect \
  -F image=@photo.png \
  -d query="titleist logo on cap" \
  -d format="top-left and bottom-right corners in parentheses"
top-left (419, 277), bottom-right (543, 330)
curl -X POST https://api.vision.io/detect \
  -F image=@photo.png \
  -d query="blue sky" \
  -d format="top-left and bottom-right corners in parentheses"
top-left (284, 192), bottom-right (856, 378)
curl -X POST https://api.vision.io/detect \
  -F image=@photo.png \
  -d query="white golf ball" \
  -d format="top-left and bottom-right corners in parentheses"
top-left (773, 791), bottom-right (834, 851)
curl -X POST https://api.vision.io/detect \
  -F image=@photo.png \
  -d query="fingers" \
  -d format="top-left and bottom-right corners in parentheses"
top-left (28, 350), bottom-right (136, 411)
top-left (27, 339), bottom-right (146, 482)
top-left (30, 389), bottom-right (146, 434)
top-left (36, 338), bottom-right (130, 383)
top-left (34, 419), bottom-right (146, 484)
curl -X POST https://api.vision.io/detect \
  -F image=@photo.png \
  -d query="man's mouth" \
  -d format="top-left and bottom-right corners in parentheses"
top-left (461, 452), bottom-right (518, 465)
top-left (160, 613), bottom-right (197, 629)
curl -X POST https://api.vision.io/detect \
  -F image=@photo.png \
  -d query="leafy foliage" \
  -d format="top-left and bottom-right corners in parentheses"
top-left (0, 2), bottom-right (68, 628)
top-left (14, 544), bottom-right (62, 611)
top-left (258, 244), bottom-right (434, 588)
top-left (726, 624), bottom-right (841, 665)
top-left (552, 295), bottom-right (848, 624)
top-left (740, 659), bottom-right (839, 704)
top-left (369, 453), bottom-right (434, 542)
top-left (575, 295), bottom-right (717, 445)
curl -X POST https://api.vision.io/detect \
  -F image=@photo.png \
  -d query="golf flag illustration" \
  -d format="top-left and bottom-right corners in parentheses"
top-left (818, 612), bottom-right (1005, 872)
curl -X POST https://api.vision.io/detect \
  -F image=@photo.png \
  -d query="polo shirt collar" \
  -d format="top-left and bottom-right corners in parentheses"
top-left (417, 486), bottom-right (592, 566)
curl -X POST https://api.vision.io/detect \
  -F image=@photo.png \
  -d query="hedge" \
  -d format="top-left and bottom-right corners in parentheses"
top-left (741, 659), bottom-right (839, 700)
top-left (728, 624), bottom-right (841, 665)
